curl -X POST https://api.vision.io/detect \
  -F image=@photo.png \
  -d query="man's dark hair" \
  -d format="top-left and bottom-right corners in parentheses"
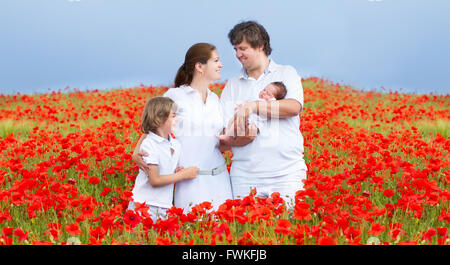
top-left (272, 81), bottom-right (287, 100)
top-left (228, 21), bottom-right (272, 56)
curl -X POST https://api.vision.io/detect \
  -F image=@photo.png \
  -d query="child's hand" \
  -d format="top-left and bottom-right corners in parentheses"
top-left (183, 166), bottom-right (199, 179)
top-left (175, 166), bottom-right (184, 173)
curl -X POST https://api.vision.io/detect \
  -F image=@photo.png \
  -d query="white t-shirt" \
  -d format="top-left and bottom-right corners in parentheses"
top-left (220, 60), bottom-right (307, 178)
top-left (164, 85), bottom-right (226, 170)
top-left (131, 132), bottom-right (181, 208)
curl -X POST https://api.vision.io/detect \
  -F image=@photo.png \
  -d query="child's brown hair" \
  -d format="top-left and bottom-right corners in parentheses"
top-left (141, 97), bottom-right (177, 134)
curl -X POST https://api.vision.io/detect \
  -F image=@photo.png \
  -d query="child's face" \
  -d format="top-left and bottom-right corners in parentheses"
top-left (161, 110), bottom-right (178, 134)
top-left (259, 84), bottom-right (278, 101)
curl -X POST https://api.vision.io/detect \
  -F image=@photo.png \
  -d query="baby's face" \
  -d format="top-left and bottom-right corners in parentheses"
top-left (259, 84), bottom-right (278, 100)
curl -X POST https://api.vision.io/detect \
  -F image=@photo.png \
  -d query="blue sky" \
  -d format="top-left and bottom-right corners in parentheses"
top-left (1, 0), bottom-right (449, 95)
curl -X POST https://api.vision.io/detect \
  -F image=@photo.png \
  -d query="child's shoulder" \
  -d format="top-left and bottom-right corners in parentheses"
top-left (141, 134), bottom-right (158, 148)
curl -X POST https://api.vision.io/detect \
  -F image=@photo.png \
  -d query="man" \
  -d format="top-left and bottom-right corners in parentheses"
top-left (219, 21), bottom-right (307, 207)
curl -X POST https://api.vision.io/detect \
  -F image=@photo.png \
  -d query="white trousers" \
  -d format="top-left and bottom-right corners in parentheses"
top-left (231, 169), bottom-right (306, 208)
top-left (127, 201), bottom-right (169, 222)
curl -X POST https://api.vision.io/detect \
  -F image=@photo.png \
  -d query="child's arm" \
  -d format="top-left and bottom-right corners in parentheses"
top-left (144, 164), bottom-right (199, 188)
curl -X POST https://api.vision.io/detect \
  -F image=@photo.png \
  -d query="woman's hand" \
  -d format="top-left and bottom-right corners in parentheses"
top-left (132, 134), bottom-right (149, 172)
top-left (132, 151), bottom-right (150, 172)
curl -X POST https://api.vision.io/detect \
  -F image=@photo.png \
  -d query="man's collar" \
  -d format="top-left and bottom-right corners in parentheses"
top-left (240, 59), bottom-right (276, 80)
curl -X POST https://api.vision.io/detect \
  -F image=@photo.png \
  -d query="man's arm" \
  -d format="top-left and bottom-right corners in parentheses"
top-left (217, 123), bottom-right (258, 149)
top-left (240, 99), bottom-right (302, 120)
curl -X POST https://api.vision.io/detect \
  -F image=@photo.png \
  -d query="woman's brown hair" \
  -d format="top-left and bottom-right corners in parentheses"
top-left (174, 43), bottom-right (216, 88)
top-left (141, 97), bottom-right (177, 134)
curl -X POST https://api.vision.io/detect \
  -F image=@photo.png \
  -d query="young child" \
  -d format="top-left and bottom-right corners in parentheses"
top-left (219, 81), bottom-right (287, 139)
top-left (128, 96), bottom-right (199, 222)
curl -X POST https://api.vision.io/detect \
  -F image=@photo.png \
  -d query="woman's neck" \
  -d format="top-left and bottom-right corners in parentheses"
top-left (190, 77), bottom-right (209, 102)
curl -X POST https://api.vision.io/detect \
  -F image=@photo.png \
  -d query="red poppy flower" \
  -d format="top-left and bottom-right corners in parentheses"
top-left (423, 228), bottom-right (437, 241)
top-left (123, 210), bottom-right (141, 228)
top-left (88, 176), bottom-right (100, 185)
top-left (293, 201), bottom-right (312, 221)
top-left (368, 223), bottom-right (385, 236)
top-left (2, 227), bottom-right (13, 237)
top-left (99, 186), bottom-right (111, 196)
top-left (274, 219), bottom-right (292, 235)
top-left (437, 227), bottom-right (448, 237)
top-left (65, 223), bottom-right (82, 236)
top-left (319, 236), bottom-right (336, 245)
top-left (89, 226), bottom-right (106, 240)
top-left (383, 189), bottom-right (395, 198)
top-left (13, 228), bottom-right (29, 241)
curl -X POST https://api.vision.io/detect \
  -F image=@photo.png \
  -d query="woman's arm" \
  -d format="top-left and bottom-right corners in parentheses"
top-left (132, 134), bottom-right (149, 171)
top-left (144, 164), bottom-right (199, 187)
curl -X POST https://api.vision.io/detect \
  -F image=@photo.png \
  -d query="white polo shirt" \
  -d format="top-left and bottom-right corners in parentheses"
top-left (163, 85), bottom-right (233, 211)
top-left (220, 60), bottom-right (307, 178)
top-left (131, 132), bottom-right (181, 208)
top-left (164, 85), bottom-right (225, 170)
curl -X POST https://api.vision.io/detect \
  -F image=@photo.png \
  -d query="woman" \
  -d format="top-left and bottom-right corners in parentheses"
top-left (132, 43), bottom-right (233, 213)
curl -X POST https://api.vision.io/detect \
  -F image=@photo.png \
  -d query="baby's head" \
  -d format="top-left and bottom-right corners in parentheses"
top-left (259, 81), bottom-right (287, 101)
top-left (141, 96), bottom-right (178, 135)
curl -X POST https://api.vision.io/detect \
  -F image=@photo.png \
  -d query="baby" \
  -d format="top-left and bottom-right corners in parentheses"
top-left (258, 81), bottom-right (287, 101)
top-left (219, 81), bottom-right (287, 139)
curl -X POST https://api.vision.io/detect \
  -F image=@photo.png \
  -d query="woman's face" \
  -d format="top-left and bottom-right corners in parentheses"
top-left (203, 50), bottom-right (223, 82)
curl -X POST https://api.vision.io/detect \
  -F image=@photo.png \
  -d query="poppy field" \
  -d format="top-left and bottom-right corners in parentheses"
top-left (0, 78), bottom-right (449, 245)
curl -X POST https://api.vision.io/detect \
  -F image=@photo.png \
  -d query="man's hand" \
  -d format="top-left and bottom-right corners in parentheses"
top-left (233, 101), bottom-right (256, 136)
top-left (218, 122), bottom-right (258, 148)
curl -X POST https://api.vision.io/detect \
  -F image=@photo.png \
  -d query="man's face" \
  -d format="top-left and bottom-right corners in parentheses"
top-left (233, 39), bottom-right (263, 71)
